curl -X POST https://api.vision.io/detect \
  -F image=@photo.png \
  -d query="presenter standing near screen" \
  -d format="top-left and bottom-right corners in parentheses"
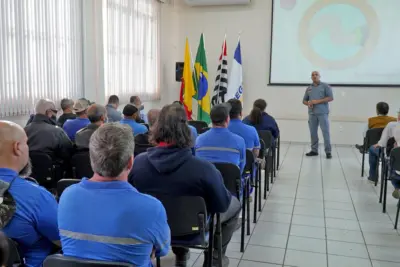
top-left (303, 71), bottom-right (334, 159)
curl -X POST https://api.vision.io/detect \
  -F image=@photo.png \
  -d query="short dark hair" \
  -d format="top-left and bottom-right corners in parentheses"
top-left (376, 102), bottom-right (389, 115)
top-left (130, 96), bottom-right (139, 104)
top-left (123, 104), bottom-right (138, 117)
top-left (227, 99), bottom-right (242, 119)
top-left (60, 98), bottom-right (74, 111)
top-left (150, 104), bottom-right (192, 148)
top-left (210, 103), bottom-right (231, 126)
top-left (108, 95), bottom-right (119, 105)
top-left (253, 99), bottom-right (267, 111)
top-left (87, 104), bottom-right (107, 123)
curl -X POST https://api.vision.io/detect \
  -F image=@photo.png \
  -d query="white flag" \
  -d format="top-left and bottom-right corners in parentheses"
top-left (227, 40), bottom-right (243, 100)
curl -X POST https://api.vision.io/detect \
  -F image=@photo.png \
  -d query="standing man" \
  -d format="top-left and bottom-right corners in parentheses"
top-left (303, 71), bottom-right (334, 159)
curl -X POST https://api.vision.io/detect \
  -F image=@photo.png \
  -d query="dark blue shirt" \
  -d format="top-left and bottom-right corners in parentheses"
top-left (58, 179), bottom-right (170, 266)
top-left (243, 112), bottom-right (280, 139)
top-left (0, 168), bottom-right (59, 267)
top-left (63, 117), bottom-right (90, 141)
top-left (228, 119), bottom-right (260, 150)
top-left (120, 119), bottom-right (149, 136)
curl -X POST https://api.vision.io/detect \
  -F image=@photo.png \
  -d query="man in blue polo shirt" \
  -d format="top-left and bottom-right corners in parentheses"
top-left (63, 99), bottom-right (90, 141)
top-left (196, 103), bottom-right (246, 174)
top-left (58, 123), bottom-right (170, 266)
top-left (227, 99), bottom-right (260, 158)
top-left (120, 104), bottom-right (148, 136)
top-left (0, 121), bottom-right (59, 267)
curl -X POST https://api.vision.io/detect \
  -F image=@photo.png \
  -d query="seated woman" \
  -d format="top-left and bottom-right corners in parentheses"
top-left (391, 125), bottom-right (400, 199)
top-left (355, 102), bottom-right (396, 153)
top-left (243, 99), bottom-right (279, 140)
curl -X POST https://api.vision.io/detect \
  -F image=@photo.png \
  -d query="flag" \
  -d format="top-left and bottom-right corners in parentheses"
top-left (211, 38), bottom-right (228, 106)
top-left (227, 40), bottom-right (243, 101)
top-left (194, 34), bottom-right (211, 124)
top-left (180, 38), bottom-right (196, 119)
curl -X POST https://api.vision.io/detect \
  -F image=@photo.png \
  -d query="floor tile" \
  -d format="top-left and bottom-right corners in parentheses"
top-left (290, 224), bottom-right (326, 239)
top-left (325, 209), bottom-right (357, 220)
top-left (326, 217), bottom-right (360, 231)
top-left (258, 212), bottom-right (292, 224)
top-left (368, 245), bottom-right (400, 263)
top-left (328, 255), bottom-right (372, 267)
top-left (284, 249), bottom-right (327, 267)
top-left (291, 214), bottom-right (325, 227)
top-left (363, 233), bottom-right (400, 248)
top-left (326, 228), bottom-right (364, 244)
top-left (324, 201), bottom-right (354, 211)
top-left (327, 240), bottom-right (369, 258)
top-left (238, 260), bottom-right (281, 267)
top-left (372, 260), bottom-right (400, 267)
top-left (242, 245), bottom-right (285, 265)
top-left (252, 221), bottom-right (290, 236)
top-left (287, 236), bottom-right (326, 253)
top-left (248, 232), bottom-right (288, 248)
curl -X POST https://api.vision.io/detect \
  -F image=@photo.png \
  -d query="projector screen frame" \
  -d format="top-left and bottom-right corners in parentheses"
top-left (267, 0), bottom-right (400, 88)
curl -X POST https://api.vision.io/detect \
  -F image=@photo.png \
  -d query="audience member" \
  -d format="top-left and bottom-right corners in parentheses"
top-left (106, 95), bottom-right (122, 122)
top-left (63, 99), bottom-right (90, 141)
top-left (134, 108), bottom-right (160, 147)
top-left (75, 104), bottom-right (107, 150)
top-left (130, 95), bottom-right (146, 123)
top-left (172, 101), bottom-right (198, 144)
top-left (0, 232), bottom-right (8, 267)
top-left (390, 125), bottom-right (400, 199)
top-left (25, 99), bottom-right (73, 161)
top-left (120, 104), bottom-right (148, 136)
top-left (243, 99), bottom-right (280, 140)
top-left (195, 103), bottom-right (246, 174)
top-left (0, 121), bottom-right (59, 267)
top-left (368, 110), bottom-right (400, 183)
top-left (57, 98), bottom-right (76, 127)
top-left (129, 104), bottom-right (240, 267)
top-left (355, 102), bottom-right (396, 153)
top-left (58, 123), bottom-right (170, 266)
top-left (227, 99), bottom-right (260, 158)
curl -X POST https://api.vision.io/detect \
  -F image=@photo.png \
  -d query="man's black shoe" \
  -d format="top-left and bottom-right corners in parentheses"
top-left (326, 153), bottom-right (332, 159)
top-left (306, 151), bottom-right (319, 157)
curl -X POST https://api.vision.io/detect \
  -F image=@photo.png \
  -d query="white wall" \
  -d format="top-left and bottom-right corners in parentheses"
top-left (159, 0), bottom-right (400, 145)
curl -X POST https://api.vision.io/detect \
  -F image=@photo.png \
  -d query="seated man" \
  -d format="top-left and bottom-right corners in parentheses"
top-left (227, 98), bottom-right (260, 158)
top-left (130, 95), bottom-right (146, 123)
top-left (75, 104), bottom-right (107, 150)
top-left (390, 125), bottom-right (400, 199)
top-left (0, 121), bottom-right (59, 267)
top-left (106, 95), bottom-right (122, 122)
top-left (134, 109), bottom-right (160, 156)
top-left (57, 98), bottom-right (76, 127)
top-left (129, 104), bottom-right (240, 267)
top-left (355, 102), bottom-right (396, 153)
top-left (120, 104), bottom-right (148, 136)
top-left (195, 103), bottom-right (246, 174)
top-left (58, 123), bottom-right (170, 266)
top-left (25, 99), bottom-right (73, 161)
top-left (63, 99), bottom-right (90, 141)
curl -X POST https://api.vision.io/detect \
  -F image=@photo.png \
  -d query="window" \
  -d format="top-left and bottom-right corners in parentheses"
top-left (103, 0), bottom-right (160, 101)
top-left (0, 0), bottom-right (83, 118)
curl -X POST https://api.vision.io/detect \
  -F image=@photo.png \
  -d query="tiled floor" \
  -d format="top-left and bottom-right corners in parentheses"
top-left (158, 143), bottom-right (400, 267)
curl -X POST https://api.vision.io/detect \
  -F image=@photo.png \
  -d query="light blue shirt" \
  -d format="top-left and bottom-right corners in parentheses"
top-left (303, 82), bottom-right (333, 114)
top-left (106, 104), bottom-right (122, 122)
top-left (120, 118), bottom-right (148, 136)
top-left (228, 119), bottom-right (260, 150)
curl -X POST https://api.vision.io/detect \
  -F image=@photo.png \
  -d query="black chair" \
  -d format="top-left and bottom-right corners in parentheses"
top-left (134, 143), bottom-right (153, 157)
top-left (361, 128), bottom-right (384, 178)
top-left (153, 195), bottom-right (222, 267)
top-left (256, 140), bottom-right (266, 213)
top-left (25, 177), bottom-right (39, 184)
top-left (141, 123), bottom-right (150, 130)
top-left (188, 120), bottom-right (208, 133)
top-left (29, 152), bottom-right (58, 189)
top-left (43, 254), bottom-right (134, 267)
top-left (7, 238), bottom-right (23, 267)
top-left (379, 137), bottom-right (395, 209)
top-left (244, 150), bottom-right (255, 230)
top-left (71, 151), bottom-right (93, 179)
top-left (257, 130), bottom-right (273, 199)
top-left (199, 127), bottom-right (210, 134)
top-left (276, 135), bottom-right (281, 170)
top-left (57, 179), bottom-right (80, 198)
top-left (386, 148), bottom-right (400, 229)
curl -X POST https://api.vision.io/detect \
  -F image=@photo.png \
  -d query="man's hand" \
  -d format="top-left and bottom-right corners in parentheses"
top-left (373, 144), bottom-right (380, 148)
top-left (308, 101), bottom-right (313, 108)
top-left (310, 99), bottom-right (320, 105)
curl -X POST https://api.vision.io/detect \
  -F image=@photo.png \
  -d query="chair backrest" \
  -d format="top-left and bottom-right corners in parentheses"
top-left (29, 152), bottom-right (54, 186)
top-left (188, 121), bottom-right (208, 133)
top-left (43, 254), bottom-right (134, 267)
top-left (258, 130), bottom-right (273, 149)
top-left (25, 177), bottom-right (39, 184)
top-left (141, 123), bottom-right (149, 130)
top-left (386, 137), bottom-right (396, 156)
top-left (258, 139), bottom-right (266, 159)
top-left (57, 179), bottom-right (81, 198)
top-left (134, 143), bottom-right (153, 157)
top-left (390, 147), bottom-right (400, 172)
top-left (198, 127), bottom-right (210, 134)
top-left (365, 128), bottom-right (384, 147)
top-left (153, 195), bottom-right (208, 238)
top-left (244, 149), bottom-right (255, 175)
top-left (7, 238), bottom-right (23, 267)
top-left (213, 163), bottom-right (241, 197)
top-left (71, 151), bottom-right (93, 179)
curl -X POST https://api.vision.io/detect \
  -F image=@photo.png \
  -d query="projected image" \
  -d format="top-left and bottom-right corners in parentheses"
top-left (270, 0), bottom-right (400, 85)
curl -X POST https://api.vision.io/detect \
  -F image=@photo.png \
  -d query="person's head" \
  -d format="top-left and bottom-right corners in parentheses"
top-left (150, 104), bottom-right (192, 148)
top-left (87, 104), bottom-right (107, 125)
top-left (0, 121), bottom-right (31, 177)
top-left (89, 123), bottom-right (134, 181)
top-left (227, 99), bottom-right (243, 119)
top-left (73, 99), bottom-right (89, 118)
top-left (0, 231), bottom-right (9, 267)
top-left (35, 99), bottom-right (58, 119)
top-left (210, 103), bottom-right (231, 128)
top-left (147, 109), bottom-right (160, 128)
top-left (123, 104), bottom-right (139, 121)
top-left (249, 99), bottom-right (267, 125)
top-left (107, 95), bottom-right (120, 109)
top-left (130, 96), bottom-right (143, 111)
top-left (60, 98), bottom-right (74, 113)
top-left (311, 71), bottom-right (320, 83)
top-left (376, 102), bottom-right (389, 116)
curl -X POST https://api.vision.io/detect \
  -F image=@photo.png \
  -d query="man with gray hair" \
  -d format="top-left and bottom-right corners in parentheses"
top-left (75, 104), bottom-right (107, 150)
top-left (57, 98), bottom-right (76, 127)
top-left (25, 99), bottom-right (73, 161)
top-left (134, 109), bottom-right (160, 156)
top-left (58, 123), bottom-right (170, 266)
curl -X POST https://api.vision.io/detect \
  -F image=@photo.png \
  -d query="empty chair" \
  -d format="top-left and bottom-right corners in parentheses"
top-left (29, 151), bottom-right (58, 188)
top-left (379, 137), bottom-right (396, 208)
top-left (43, 254), bottom-right (134, 267)
top-left (188, 120), bottom-right (208, 133)
top-left (257, 130), bottom-right (274, 199)
top-left (134, 142), bottom-right (153, 157)
top-left (71, 151), bottom-right (93, 179)
top-left (57, 179), bottom-right (80, 198)
top-left (361, 128), bottom-right (384, 178)
top-left (6, 238), bottom-right (23, 267)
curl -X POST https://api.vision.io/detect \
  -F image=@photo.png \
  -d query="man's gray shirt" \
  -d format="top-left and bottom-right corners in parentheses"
top-left (106, 104), bottom-right (122, 122)
top-left (303, 82), bottom-right (333, 115)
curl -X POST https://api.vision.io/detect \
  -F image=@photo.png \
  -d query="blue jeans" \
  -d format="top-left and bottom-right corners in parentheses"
top-left (368, 145), bottom-right (381, 179)
top-left (391, 171), bottom-right (400, 189)
top-left (308, 114), bottom-right (331, 153)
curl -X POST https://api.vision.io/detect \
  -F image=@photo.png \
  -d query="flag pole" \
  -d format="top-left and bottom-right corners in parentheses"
top-left (215, 34), bottom-right (226, 105)
top-left (188, 39), bottom-right (198, 120)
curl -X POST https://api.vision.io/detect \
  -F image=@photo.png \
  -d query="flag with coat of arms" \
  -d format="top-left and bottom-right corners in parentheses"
top-left (227, 40), bottom-right (243, 101)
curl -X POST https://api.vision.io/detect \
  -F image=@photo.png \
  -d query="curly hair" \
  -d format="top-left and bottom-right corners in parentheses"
top-left (149, 104), bottom-right (192, 148)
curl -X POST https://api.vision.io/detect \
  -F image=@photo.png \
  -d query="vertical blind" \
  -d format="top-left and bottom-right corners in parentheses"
top-left (103, 0), bottom-right (160, 102)
top-left (0, 0), bottom-right (83, 117)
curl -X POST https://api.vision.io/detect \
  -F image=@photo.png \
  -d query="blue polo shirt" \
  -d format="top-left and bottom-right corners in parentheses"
top-left (120, 118), bottom-right (148, 136)
top-left (63, 117), bottom-right (90, 141)
top-left (303, 82), bottom-right (333, 115)
top-left (58, 178), bottom-right (170, 267)
top-left (195, 128), bottom-right (246, 174)
top-left (228, 119), bottom-right (260, 150)
top-left (243, 112), bottom-right (280, 139)
top-left (0, 168), bottom-right (59, 267)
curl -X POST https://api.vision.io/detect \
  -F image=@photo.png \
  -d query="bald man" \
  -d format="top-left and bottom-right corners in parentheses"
top-left (0, 121), bottom-right (59, 267)
top-left (303, 71), bottom-right (334, 159)
top-left (75, 104), bottom-right (107, 150)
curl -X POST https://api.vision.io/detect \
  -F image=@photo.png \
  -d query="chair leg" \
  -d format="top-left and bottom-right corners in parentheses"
top-left (258, 163), bottom-right (262, 212)
top-left (264, 157), bottom-right (269, 199)
top-left (273, 150), bottom-right (276, 178)
top-left (270, 154), bottom-right (274, 184)
top-left (215, 214), bottom-right (223, 267)
top-left (253, 165), bottom-right (258, 223)
top-left (375, 153), bottom-right (380, 187)
top-left (383, 171), bottom-right (388, 213)
top-left (246, 180), bottom-right (250, 236)
top-left (361, 146), bottom-right (365, 177)
top-left (395, 199), bottom-right (400, 230)
top-left (380, 160), bottom-right (385, 203)
top-left (208, 216), bottom-right (215, 267)
top-left (240, 185), bottom-right (245, 253)
top-left (277, 137), bottom-right (280, 170)
top-left (156, 257), bottom-right (161, 267)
